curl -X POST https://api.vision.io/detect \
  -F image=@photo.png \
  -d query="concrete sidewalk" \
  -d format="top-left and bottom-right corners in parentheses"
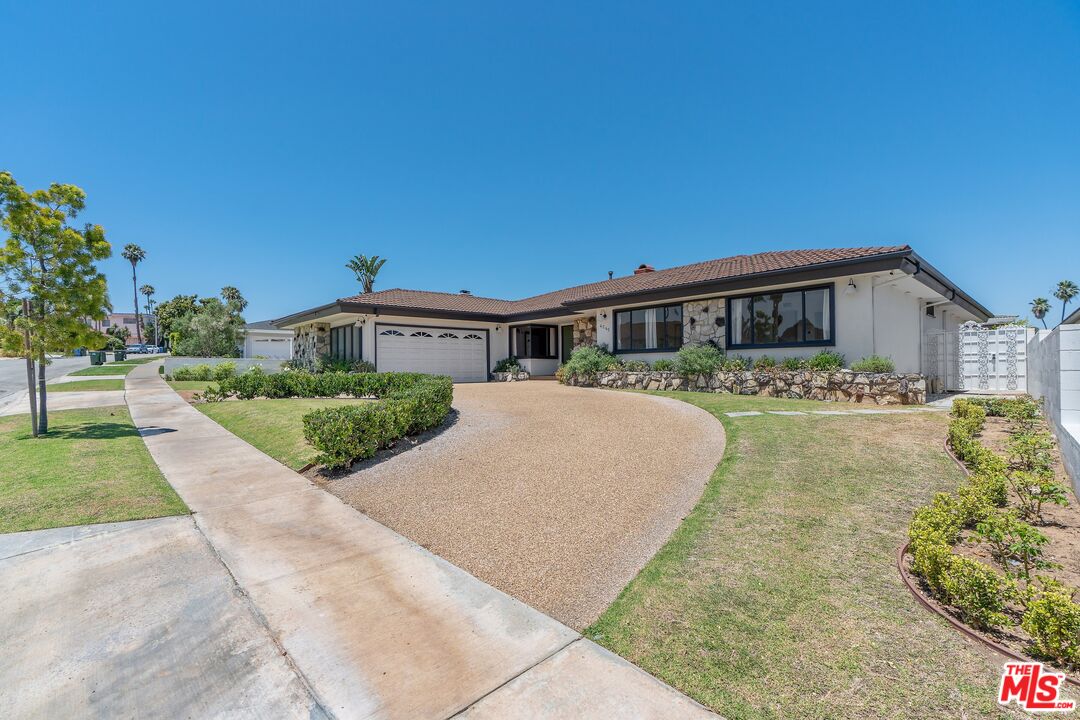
top-left (125, 362), bottom-right (717, 719)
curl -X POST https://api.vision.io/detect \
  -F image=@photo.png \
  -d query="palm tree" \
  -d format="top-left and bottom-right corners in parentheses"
top-left (121, 244), bottom-right (146, 343)
top-left (346, 254), bottom-right (387, 294)
top-left (140, 284), bottom-right (156, 345)
top-left (221, 285), bottom-right (248, 312)
top-left (1030, 297), bottom-right (1051, 329)
top-left (1054, 280), bottom-right (1078, 324)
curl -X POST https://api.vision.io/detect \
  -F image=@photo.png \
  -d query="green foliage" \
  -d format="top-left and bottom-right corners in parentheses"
top-left (675, 343), bottom-right (725, 376)
top-left (1030, 297), bottom-right (1052, 328)
top-left (1022, 588), bottom-right (1080, 667)
top-left (351, 359), bottom-right (376, 373)
top-left (752, 355), bottom-right (776, 371)
top-left (1009, 470), bottom-right (1070, 524)
top-left (301, 375), bottom-right (453, 469)
top-left (560, 345), bottom-right (619, 380)
top-left (345, 254), bottom-right (387, 294)
top-left (1054, 279), bottom-right (1078, 324)
top-left (171, 363), bottom-right (213, 381)
top-left (779, 356), bottom-right (807, 371)
top-left (938, 553), bottom-right (1011, 630)
top-left (212, 361), bottom-right (237, 381)
top-left (850, 355), bottom-right (896, 373)
top-left (651, 358), bottom-right (676, 371)
top-left (316, 354), bottom-right (354, 374)
top-left (806, 350), bottom-right (845, 371)
top-left (0, 172), bottom-right (112, 434)
top-left (622, 359), bottom-right (651, 372)
top-left (719, 354), bottom-right (751, 371)
top-left (962, 395), bottom-right (1039, 420)
top-left (492, 356), bottom-right (520, 373)
top-left (172, 297), bottom-right (244, 357)
top-left (156, 294), bottom-right (199, 340)
top-left (1007, 431), bottom-right (1054, 472)
top-left (973, 510), bottom-right (1052, 580)
top-left (909, 493), bottom-right (964, 553)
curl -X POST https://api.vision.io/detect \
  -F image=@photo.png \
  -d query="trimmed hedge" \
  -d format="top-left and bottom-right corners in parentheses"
top-left (205, 368), bottom-right (454, 470)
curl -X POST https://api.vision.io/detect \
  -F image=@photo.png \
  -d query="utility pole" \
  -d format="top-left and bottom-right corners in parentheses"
top-left (21, 299), bottom-right (38, 437)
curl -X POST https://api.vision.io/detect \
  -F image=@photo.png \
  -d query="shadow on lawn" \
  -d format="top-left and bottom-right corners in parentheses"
top-left (32, 421), bottom-right (141, 441)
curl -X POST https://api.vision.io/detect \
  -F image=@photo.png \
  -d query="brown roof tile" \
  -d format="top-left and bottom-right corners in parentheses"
top-left (335, 246), bottom-right (911, 319)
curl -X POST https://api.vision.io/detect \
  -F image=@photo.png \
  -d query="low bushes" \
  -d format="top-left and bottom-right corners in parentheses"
top-left (301, 375), bottom-right (453, 469)
top-left (806, 350), bottom-right (845, 371)
top-left (675, 343), bottom-right (724, 376)
top-left (204, 368), bottom-right (454, 470)
top-left (651, 358), bottom-right (676, 371)
top-left (561, 345), bottom-right (620, 380)
top-left (907, 394), bottom-right (1080, 669)
top-left (169, 361), bottom-right (237, 382)
top-left (492, 356), bottom-right (521, 373)
top-left (850, 355), bottom-right (895, 373)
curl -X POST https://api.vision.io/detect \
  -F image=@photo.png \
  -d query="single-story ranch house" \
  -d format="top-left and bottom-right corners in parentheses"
top-left (273, 246), bottom-right (991, 382)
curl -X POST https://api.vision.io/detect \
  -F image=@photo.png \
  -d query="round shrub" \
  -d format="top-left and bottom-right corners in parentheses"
top-left (806, 350), bottom-right (845, 371)
top-left (622, 359), bottom-right (651, 372)
top-left (1022, 588), bottom-right (1080, 667)
top-left (560, 345), bottom-right (617, 380)
top-left (675, 343), bottom-right (724, 377)
top-left (752, 356), bottom-right (776, 371)
top-left (652, 358), bottom-right (676, 372)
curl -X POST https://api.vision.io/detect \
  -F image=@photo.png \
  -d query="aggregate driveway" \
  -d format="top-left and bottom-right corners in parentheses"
top-left (324, 381), bottom-right (727, 630)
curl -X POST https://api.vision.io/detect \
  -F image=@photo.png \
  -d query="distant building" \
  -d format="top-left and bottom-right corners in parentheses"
top-left (87, 313), bottom-right (142, 336)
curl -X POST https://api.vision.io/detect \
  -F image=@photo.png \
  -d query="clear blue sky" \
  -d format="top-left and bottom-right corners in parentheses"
top-left (3, 1), bottom-right (1078, 324)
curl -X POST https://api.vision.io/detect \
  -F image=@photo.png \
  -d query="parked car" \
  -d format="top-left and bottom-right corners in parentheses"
top-left (125, 344), bottom-right (148, 354)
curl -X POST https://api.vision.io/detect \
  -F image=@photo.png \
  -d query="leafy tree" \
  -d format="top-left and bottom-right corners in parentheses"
top-left (172, 297), bottom-right (244, 357)
top-left (155, 294), bottom-right (198, 344)
top-left (1054, 280), bottom-right (1078, 324)
top-left (1030, 297), bottom-right (1051, 329)
top-left (121, 243), bottom-right (145, 342)
top-left (346, 254), bottom-right (387, 294)
top-left (0, 172), bottom-right (110, 435)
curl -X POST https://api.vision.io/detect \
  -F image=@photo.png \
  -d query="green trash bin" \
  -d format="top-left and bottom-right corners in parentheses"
top-left (113, 350), bottom-right (127, 362)
top-left (90, 351), bottom-right (105, 366)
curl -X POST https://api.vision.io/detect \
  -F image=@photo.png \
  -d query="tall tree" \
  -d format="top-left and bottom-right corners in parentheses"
top-left (345, 254), bottom-right (387, 294)
top-left (1030, 297), bottom-right (1051, 329)
top-left (0, 172), bottom-right (111, 435)
top-left (121, 243), bottom-right (145, 343)
top-left (220, 285), bottom-right (247, 312)
top-left (1054, 280), bottom-right (1078, 324)
top-left (140, 284), bottom-right (156, 345)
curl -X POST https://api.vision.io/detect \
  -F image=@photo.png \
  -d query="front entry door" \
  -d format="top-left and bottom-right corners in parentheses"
top-left (561, 325), bottom-right (574, 363)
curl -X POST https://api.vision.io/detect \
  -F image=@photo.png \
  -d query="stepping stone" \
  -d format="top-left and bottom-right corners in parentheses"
top-left (725, 411), bottom-right (763, 417)
top-left (811, 410), bottom-right (851, 415)
top-left (767, 411), bottom-right (806, 416)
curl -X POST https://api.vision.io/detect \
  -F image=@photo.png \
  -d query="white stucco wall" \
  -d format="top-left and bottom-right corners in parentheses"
top-left (1027, 325), bottom-right (1080, 495)
top-left (593, 272), bottom-right (949, 373)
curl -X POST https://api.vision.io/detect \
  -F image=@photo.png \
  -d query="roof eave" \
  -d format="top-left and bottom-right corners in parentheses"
top-left (559, 250), bottom-right (915, 311)
top-left (904, 251), bottom-right (992, 321)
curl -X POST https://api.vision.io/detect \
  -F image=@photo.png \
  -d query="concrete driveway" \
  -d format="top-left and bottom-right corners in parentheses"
top-left (324, 381), bottom-right (726, 630)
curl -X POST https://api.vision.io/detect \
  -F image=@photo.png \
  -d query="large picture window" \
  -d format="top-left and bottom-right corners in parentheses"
top-left (330, 325), bottom-right (363, 361)
top-left (727, 285), bottom-right (833, 348)
top-left (614, 304), bottom-right (683, 352)
top-left (513, 325), bottom-right (557, 359)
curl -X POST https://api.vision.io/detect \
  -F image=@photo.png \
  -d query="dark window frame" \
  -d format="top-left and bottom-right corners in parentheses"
top-left (330, 324), bottom-right (364, 361)
top-left (613, 303), bottom-right (684, 354)
top-left (725, 283), bottom-right (835, 349)
top-left (511, 323), bottom-right (558, 359)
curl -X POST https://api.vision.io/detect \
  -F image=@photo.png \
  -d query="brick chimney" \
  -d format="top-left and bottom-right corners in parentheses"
top-left (634, 263), bottom-right (655, 275)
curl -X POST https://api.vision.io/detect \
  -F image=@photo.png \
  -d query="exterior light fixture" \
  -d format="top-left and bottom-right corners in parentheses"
top-left (844, 279), bottom-right (857, 296)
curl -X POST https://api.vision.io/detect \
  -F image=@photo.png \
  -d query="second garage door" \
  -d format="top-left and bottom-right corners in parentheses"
top-left (375, 325), bottom-right (488, 382)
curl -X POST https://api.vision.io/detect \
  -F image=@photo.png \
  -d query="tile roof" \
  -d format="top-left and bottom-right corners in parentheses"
top-left (336, 246), bottom-right (911, 318)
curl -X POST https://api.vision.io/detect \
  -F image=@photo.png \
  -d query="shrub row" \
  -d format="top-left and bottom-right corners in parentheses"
top-left (202, 368), bottom-right (454, 470)
top-left (169, 361), bottom-right (236, 381)
top-left (557, 344), bottom-right (897, 381)
top-left (301, 376), bottom-right (453, 469)
top-left (907, 396), bottom-right (1080, 668)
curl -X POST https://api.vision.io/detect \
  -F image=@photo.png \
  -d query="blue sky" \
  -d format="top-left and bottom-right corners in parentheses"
top-left (2, 1), bottom-right (1079, 324)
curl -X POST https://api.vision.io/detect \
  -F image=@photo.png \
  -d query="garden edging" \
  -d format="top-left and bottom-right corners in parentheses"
top-left (564, 369), bottom-right (927, 405)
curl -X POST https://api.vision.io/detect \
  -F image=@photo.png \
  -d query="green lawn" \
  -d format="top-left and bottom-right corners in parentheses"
top-left (108, 356), bottom-right (159, 365)
top-left (70, 364), bottom-right (137, 376)
top-left (0, 407), bottom-right (187, 534)
top-left (196, 398), bottom-right (370, 470)
top-left (587, 391), bottom-right (1018, 720)
top-left (49, 379), bottom-right (125, 392)
top-left (167, 380), bottom-right (217, 393)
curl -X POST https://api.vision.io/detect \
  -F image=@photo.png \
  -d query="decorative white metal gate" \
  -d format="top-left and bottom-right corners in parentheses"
top-left (923, 322), bottom-right (1031, 394)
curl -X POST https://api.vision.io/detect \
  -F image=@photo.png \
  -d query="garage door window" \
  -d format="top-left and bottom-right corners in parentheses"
top-left (330, 325), bottom-right (363, 361)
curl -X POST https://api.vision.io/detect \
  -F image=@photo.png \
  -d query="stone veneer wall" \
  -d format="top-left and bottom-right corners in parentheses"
top-left (293, 322), bottom-right (329, 370)
top-left (683, 298), bottom-right (725, 347)
top-left (491, 370), bottom-right (530, 382)
top-left (572, 316), bottom-right (597, 349)
top-left (564, 369), bottom-right (927, 405)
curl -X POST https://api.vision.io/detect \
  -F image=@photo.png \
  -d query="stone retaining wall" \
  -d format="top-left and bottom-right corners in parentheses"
top-left (491, 370), bottom-right (530, 382)
top-left (564, 369), bottom-right (927, 405)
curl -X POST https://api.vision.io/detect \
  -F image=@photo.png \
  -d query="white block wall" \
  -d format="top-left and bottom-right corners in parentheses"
top-left (1027, 325), bottom-right (1080, 495)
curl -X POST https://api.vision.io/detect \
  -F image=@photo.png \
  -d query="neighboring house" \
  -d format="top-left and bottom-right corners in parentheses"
top-left (274, 246), bottom-right (991, 382)
top-left (87, 312), bottom-right (141, 335)
top-left (243, 320), bottom-right (294, 359)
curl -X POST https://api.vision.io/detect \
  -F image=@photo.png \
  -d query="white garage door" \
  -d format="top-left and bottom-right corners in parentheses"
top-left (376, 325), bottom-right (488, 382)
